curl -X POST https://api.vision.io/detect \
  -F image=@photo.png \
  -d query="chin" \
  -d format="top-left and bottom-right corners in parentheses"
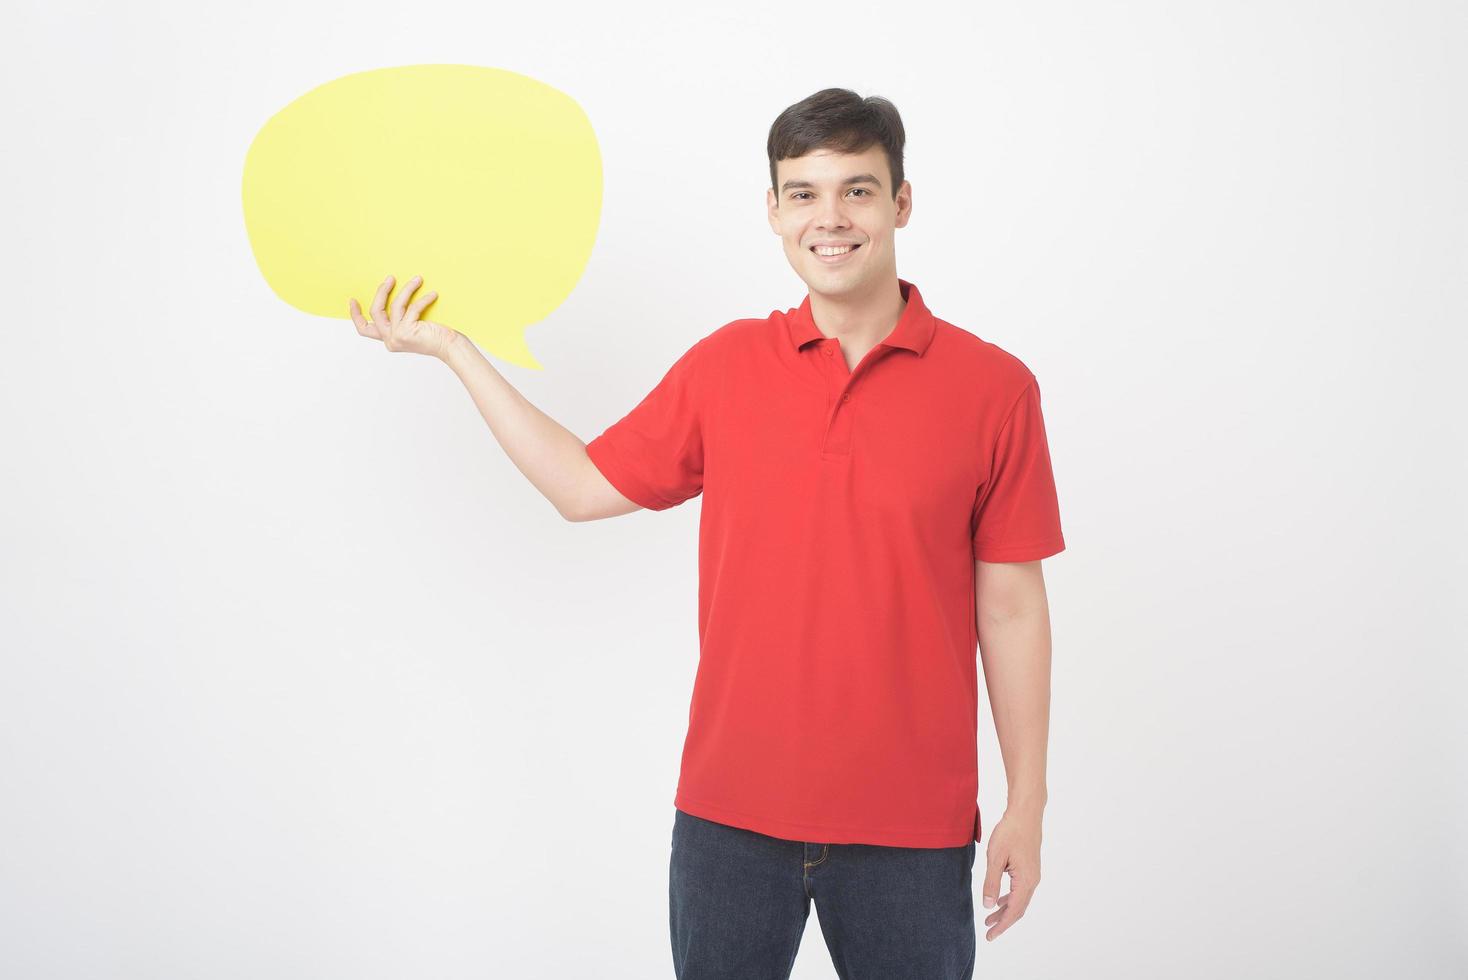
top-left (809, 272), bottom-right (861, 294)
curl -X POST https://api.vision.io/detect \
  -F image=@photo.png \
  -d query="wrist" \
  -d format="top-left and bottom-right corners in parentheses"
top-left (1005, 790), bottom-right (1047, 818)
top-left (439, 329), bottom-right (472, 367)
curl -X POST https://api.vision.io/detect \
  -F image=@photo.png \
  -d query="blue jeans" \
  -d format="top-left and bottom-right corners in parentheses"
top-left (669, 807), bottom-right (978, 979)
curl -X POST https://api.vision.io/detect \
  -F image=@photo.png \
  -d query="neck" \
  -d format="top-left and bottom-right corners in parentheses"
top-left (807, 275), bottom-right (907, 350)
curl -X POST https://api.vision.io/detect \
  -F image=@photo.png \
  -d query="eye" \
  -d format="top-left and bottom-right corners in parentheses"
top-left (791, 188), bottom-right (872, 200)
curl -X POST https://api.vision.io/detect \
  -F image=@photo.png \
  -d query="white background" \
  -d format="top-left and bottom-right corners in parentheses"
top-left (2, 1), bottom-right (1464, 977)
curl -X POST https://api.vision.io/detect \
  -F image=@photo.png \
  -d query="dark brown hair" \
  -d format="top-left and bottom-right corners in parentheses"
top-left (767, 88), bottom-right (907, 201)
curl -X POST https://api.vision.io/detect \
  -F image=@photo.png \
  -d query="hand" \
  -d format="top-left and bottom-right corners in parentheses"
top-left (349, 274), bottom-right (459, 360)
top-left (980, 807), bottom-right (1042, 942)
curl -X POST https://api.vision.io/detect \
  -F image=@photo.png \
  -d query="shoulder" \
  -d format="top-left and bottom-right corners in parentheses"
top-left (685, 313), bottom-right (787, 368)
top-left (930, 319), bottom-right (1039, 394)
top-left (664, 316), bottom-right (770, 387)
top-left (701, 314), bottom-right (776, 348)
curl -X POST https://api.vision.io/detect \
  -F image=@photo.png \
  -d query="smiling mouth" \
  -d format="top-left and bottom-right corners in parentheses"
top-left (810, 243), bottom-right (862, 256)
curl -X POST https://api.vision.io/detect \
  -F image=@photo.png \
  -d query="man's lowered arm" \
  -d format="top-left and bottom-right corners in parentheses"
top-left (974, 557), bottom-right (1052, 941)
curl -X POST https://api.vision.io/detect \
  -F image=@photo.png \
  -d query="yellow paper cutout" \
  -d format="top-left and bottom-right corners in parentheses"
top-left (242, 64), bottom-right (603, 369)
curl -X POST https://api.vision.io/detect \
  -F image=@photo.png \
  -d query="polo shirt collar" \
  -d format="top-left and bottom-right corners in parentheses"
top-left (786, 278), bottom-right (937, 357)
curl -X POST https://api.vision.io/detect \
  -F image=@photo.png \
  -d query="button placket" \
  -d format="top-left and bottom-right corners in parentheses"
top-left (819, 341), bottom-right (889, 458)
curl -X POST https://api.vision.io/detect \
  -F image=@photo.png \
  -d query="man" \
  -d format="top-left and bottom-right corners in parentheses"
top-left (349, 87), bottom-right (1064, 980)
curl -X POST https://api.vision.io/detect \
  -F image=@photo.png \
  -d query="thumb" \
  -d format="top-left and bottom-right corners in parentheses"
top-left (982, 849), bottom-right (1006, 909)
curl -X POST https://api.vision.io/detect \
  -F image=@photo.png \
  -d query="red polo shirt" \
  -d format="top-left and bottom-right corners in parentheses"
top-left (586, 279), bottom-right (1065, 847)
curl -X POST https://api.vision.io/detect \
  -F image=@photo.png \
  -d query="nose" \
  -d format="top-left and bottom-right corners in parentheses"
top-left (815, 195), bottom-right (852, 231)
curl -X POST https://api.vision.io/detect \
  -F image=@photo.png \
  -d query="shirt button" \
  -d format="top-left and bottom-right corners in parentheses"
top-left (823, 347), bottom-right (833, 357)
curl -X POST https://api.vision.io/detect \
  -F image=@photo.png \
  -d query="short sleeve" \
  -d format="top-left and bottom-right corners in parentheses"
top-left (971, 377), bottom-right (1066, 562)
top-left (585, 340), bottom-right (705, 511)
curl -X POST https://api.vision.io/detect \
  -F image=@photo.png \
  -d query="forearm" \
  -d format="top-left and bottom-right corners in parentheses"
top-left (439, 331), bottom-right (595, 520)
top-left (976, 602), bottom-right (1052, 814)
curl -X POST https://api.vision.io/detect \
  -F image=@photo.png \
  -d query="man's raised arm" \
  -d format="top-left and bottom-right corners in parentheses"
top-left (349, 274), bottom-right (641, 523)
top-left (439, 331), bottom-right (642, 522)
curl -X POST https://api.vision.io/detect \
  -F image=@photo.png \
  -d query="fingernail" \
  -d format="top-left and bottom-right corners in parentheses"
top-left (982, 896), bottom-right (995, 908)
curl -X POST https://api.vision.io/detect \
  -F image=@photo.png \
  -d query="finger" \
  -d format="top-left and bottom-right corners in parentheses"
top-left (982, 853), bottom-right (1007, 909)
top-left (349, 297), bottom-right (376, 338)
top-left (986, 887), bottom-right (1033, 941)
top-left (370, 275), bottom-right (394, 329)
top-left (985, 903), bottom-right (1019, 941)
top-left (404, 288), bottom-right (437, 324)
top-left (1004, 888), bottom-right (1033, 921)
top-left (987, 906), bottom-right (1022, 941)
top-left (371, 275), bottom-right (394, 316)
top-left (391, 274), bottom-right (421, 323)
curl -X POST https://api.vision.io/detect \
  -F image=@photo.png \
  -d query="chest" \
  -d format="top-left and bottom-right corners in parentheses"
top-left (703, 344), bottom-right (987, 530)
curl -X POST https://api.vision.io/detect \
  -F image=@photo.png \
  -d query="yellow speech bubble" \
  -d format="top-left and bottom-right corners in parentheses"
top-left (242, 64), bottom-right (603, 369)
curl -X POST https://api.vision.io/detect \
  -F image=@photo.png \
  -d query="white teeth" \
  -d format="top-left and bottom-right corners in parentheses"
top-left (814, 245), bottom-right (855, 256)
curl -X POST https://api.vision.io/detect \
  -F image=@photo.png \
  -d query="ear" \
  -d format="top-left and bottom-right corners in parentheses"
top-left (766, 187), bottom-right (781, 234)
top-left (894, 180), bottom-right (913, 229)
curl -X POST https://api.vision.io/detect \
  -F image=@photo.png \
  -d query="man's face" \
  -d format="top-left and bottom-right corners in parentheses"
top-left (767, 145), bottom-right (911, 297)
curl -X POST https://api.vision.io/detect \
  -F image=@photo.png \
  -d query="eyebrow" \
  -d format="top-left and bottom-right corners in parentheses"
top-left (780, 173), bottom-right (883, 194)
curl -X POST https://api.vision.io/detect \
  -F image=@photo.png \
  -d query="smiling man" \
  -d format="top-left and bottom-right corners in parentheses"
top-left (588, 89), bottom-right (1066, 978)
top-left (355, 86), bottom-right (1064, 980)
